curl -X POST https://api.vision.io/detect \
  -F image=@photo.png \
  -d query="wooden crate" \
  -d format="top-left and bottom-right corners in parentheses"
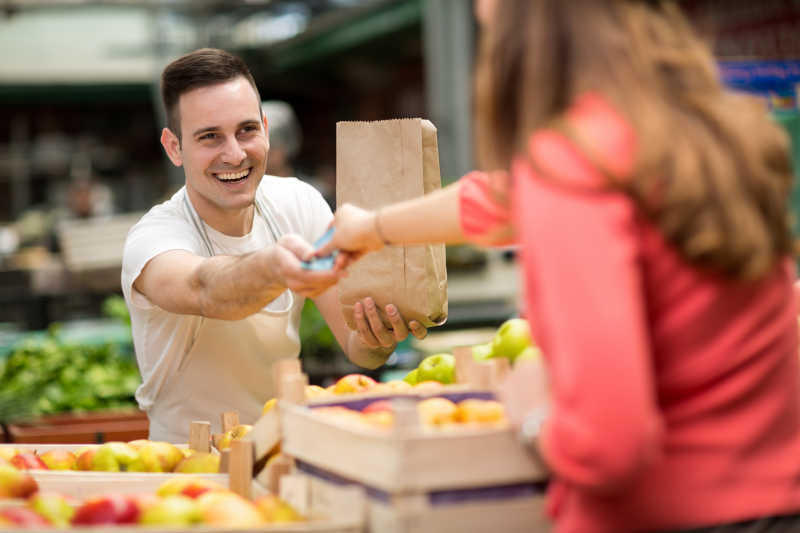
top-left (291, 467), bottom-right (550, 533)
top-left (5, 410), bottom-right (149, 444)
top-left (279, 393), bottom-right (547, 493)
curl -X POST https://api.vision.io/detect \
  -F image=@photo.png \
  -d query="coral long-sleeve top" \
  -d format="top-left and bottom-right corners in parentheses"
top-left (460, 94), bottom-right (800, 533)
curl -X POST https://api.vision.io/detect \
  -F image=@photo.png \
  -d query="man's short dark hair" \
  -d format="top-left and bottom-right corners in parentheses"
top-left (161, 48), bottom-right (261, 140)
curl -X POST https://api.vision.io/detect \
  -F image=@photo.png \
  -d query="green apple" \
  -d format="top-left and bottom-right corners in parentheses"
top-left (28, 492), bottom-right (75, 527)
top-left (403, 368), bottom-right (419, 385)
top-left (92, 442), bottom-right (138, 472)
top-left (514, 345), bottom-right (542, 364)
top-left (471, 342), bottom-right (494, 361)
top-left (416, 353), bottom-right (456, 385)
top-left (139, 495), bottom-right (202, 526)
top-left (491, 318), bottom-right (532, 360)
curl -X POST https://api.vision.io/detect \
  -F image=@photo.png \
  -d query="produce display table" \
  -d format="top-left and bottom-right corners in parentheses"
top-left (3, 410), bottom-right (148, 444)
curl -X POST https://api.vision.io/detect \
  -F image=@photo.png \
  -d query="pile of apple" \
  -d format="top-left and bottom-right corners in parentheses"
top-left (0, 470), bottom-right (304, 528)
top-left (471, 318), bottom-right (540, 364)
top-left (314, 396), bottom-right (506, 431)
top-left (399, 318), bottom-right (539, 387)
top-left (0, 440), bottom-right (220, 474)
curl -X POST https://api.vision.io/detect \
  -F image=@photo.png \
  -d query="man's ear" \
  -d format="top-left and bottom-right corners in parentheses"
top-left (262, 113), bottom-right (270, 151)
top-left (160, 127), bottom-right (183, 167)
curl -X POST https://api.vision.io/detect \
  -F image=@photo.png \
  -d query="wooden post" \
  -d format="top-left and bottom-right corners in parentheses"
top-left (229, 439), bottom-right (253, 499)
top-left (471, 361), bottom-right (494, 389)
top-left (392, 397), bottom-right (421, 435)
top-left (272, 358), bottom-right (302, 398)
top-left (453, 346), bottom-right (474, 385)
top-left (218, 449), bottom-right (231, 474)
top-left (265, 454), bottom-right (294, 495)
top-left (489, 357), bottom-right (511, 385)
top-left (281, 373), bottom-right (309, 404)
top-left (188, 421), bottom-right (211, 453)
top-left (221, 412), bottom-right (239, 433)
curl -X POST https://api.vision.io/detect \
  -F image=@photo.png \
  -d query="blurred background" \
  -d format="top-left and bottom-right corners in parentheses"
top-left (0, 0), bottom-right (799, 439)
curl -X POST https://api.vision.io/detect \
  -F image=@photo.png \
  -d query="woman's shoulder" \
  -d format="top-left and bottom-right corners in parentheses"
top-left (526, 93), bottom-right (637, 189)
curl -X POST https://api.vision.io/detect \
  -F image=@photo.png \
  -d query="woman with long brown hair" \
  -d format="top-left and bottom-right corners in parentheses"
top-left (318, 1), bottom-right (800, 531)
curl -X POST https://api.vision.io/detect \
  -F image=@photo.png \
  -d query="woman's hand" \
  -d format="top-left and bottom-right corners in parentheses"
top-left (315, 203), bottom-right (386, 270)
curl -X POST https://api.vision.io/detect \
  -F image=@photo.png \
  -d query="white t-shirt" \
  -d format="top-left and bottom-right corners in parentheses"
top-left (121, 176), bottom-right (332, 441)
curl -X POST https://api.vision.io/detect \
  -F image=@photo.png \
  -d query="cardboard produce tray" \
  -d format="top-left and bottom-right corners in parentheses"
top-left (279, 391), bottom-right (548, 493)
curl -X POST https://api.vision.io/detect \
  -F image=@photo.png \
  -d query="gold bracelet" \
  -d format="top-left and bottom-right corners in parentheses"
top-left (374, 209), bottom-right (391, 246)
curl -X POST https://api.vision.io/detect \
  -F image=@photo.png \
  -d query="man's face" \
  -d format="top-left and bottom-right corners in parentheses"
top-left (162, 77), bottom-right (268, 219)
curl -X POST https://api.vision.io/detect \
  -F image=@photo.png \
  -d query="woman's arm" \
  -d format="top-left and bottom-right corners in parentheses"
top-left (320, 172), bottom-right (514, 262)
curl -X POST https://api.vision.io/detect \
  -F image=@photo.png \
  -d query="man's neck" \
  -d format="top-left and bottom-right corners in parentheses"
top-left (186, 188), bottom-right (254, 237)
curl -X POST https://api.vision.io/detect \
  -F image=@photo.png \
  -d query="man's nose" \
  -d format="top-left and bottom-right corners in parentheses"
top-left (220, 137), bottom-right (246, 165)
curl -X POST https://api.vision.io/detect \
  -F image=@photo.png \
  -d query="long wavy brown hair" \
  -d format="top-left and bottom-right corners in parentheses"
top-left (474, 0), bottom-right (795, 281)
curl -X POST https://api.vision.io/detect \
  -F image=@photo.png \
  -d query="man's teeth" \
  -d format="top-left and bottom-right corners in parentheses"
top-left (216, 169), bottom-right (249, 181)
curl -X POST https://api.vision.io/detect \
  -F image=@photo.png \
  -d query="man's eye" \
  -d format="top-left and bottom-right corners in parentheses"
top-left (241, 125), bottom-right (259, 133)
top-left (199, 133), bottom-right (217, 140)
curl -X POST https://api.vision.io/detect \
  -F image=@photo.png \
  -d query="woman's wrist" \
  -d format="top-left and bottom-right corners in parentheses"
top-left (373, 209), bottom-right (392, 246)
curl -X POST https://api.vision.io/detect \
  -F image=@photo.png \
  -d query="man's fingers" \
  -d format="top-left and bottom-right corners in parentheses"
top-left (409, 320), bottom-right (428, 340)
top-left (385, 305), bottom-right (410, 341)
top-left (363, 298), bottom-right (394, 347)
top-left (354, 301), bottom-right (380, 348)
top-left (279, 235), bottom-right (315, 261)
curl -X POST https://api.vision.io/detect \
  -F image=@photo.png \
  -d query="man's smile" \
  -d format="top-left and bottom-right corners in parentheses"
top-left (213, 167), bottom-right (252, 183)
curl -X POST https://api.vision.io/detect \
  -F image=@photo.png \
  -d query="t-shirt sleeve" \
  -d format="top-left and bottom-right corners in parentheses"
top-left (121, 212), bottom-right (204, 310)
top-left (458, 171), bottom-right (515, 246)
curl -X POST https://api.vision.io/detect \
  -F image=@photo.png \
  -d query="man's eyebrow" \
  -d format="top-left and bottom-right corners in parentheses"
top-left (192, 120), bottom-right (260, 137)
top-left (192, 126), bottom-right (219, 137)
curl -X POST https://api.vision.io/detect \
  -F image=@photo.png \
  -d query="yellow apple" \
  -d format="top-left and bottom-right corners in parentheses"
top-left (196, 491), bottom-right (264, 527)
top-left (157, 476), bottom-right (227, 499)
top-left (262, 397), bottom-right (278, 414)
top-left (305, 385), bottom-right (328, 399)
top-left (333, 374), bottom-right (377, 394)
top-left (456, 399), bottom-right (506, 425)
top-left (254, 494), bottom-right (304, 523)
top-left (39, 449), bottom-right (77, 470)
top-left (417, 397), bottom-right (458, 426)
top-left (173, 452), bottom-right (220, 474)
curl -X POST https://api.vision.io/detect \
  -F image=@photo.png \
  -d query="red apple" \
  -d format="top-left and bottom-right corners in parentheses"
top-left (333, 374), bottom-right (377, 394)
top-left (72, 495), bottom-right (140, 525)
top-left (10, 452), bottom-right (48, 470)
top-left (362, 400), bottom-right (393, 414)
top-left (75, 447), bottom-right (98, 471)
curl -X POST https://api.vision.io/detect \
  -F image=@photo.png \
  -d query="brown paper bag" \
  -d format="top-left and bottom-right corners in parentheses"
top-left (336, 118), bottom-right (448, 329)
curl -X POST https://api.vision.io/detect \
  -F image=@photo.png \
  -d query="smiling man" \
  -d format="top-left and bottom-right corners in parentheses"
top-left (121, 48), bottom-right (426, 442)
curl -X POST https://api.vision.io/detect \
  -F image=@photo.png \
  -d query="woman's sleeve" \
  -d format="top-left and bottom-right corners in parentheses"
top-left (458, 171), bottom-right (515, 246)
top-left (514, 161), bottom-right (664, 494)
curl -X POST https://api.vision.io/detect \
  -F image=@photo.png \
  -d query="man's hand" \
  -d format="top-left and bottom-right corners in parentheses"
top-left (272, 234), bottom-right (343, 298)
top-left (352, 296), bottom-right (428, 349)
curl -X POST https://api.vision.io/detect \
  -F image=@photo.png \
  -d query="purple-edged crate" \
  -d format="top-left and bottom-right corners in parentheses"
top-left (279, 391), bottom-right (548, 493)
top-left (292, 462), bottom-right (550, 533)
